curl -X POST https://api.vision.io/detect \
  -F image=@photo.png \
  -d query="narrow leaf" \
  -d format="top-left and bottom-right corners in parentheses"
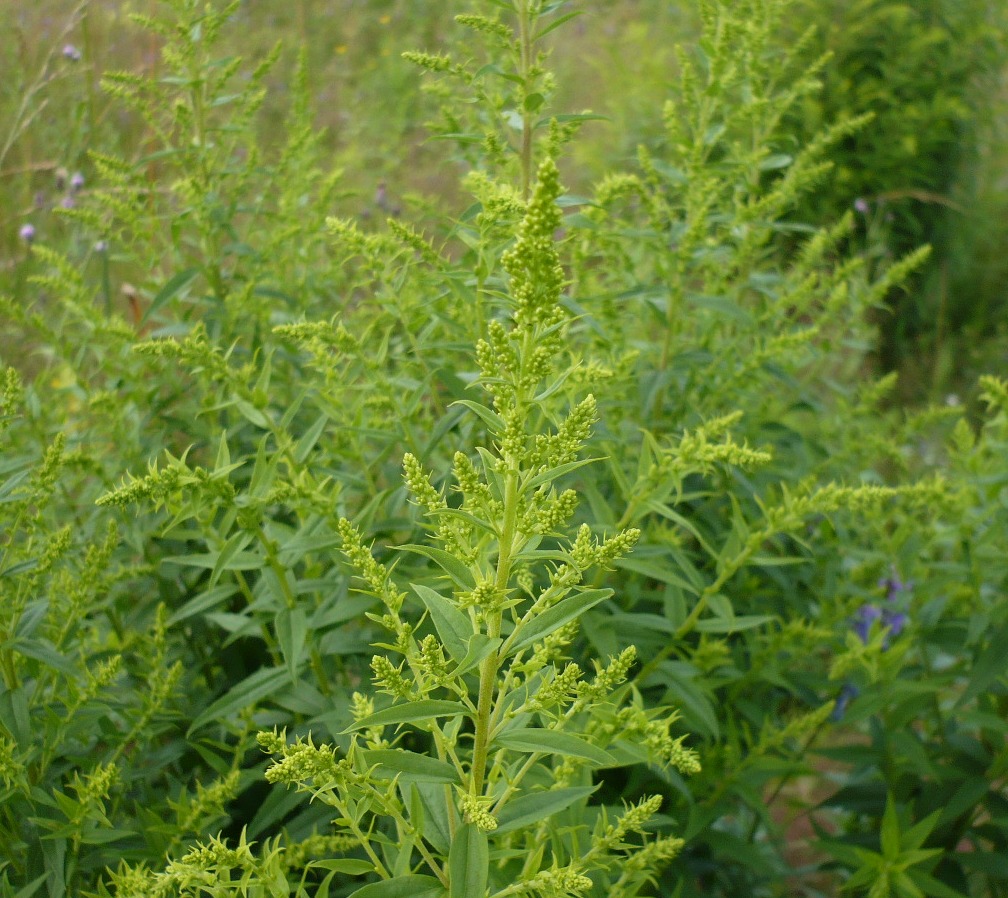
top-left (506, 589), bottom-right (612, 655)
top-left (344, 700), bottom-right (468, 733)
top-left (347, 875), bottom-right (445, 898)
top-left (400, 545), bottom-right (476, 590)
top-left (188, 667), bottom-right (288, 735)
top-left (494, 728), bottom-right (616, 767)
top-left (414, 584), bottom-right (473, 663)
top-left (495, 786), bottom-right (597, 835)
top-left (449, 823), bottom-right (488, 898)
top-left (360, 750), bottom-right (460, 784)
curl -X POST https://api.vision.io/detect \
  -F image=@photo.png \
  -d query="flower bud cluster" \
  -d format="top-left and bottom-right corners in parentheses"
top-left (520, 866), bottom-right (593, 897)
top-left (0, 736), bottom-right (24, 790)
top-left (525, 488), bottom-right (578, 534)
top-left (529, 661), bottom-right (582, 712)
top-left (518, 620), bottom-right (578, 677)
top-left (371, 655), bottom-right (414, 699)
top-left (455, 13), bottom-right (513, 43)
top-left (464, 171), bottom-right (525, 227)
top-left (337, 518), bottom-right (405, 614)
top-left (273, 319), bottom-right (359, 355)
top-left (417, 635), bottom-right (450, 686)
top-left (387, 218), bottom-right (443, 267)
top-left (401, 50), bottom-right (455, 74)
top-left (97, 457), bottom-right (183, 509)
top-left (71, 762), bottom-right (119, 816)
top-left (282, 833), bottom-right (360, 870)
top-left (403, 453), bottom-right (445, 515)
top-left (593, 795), bottom-right (663, 854)
top-left (259, 730), bottom-right (353, 789)
top-left (533, 395), bottom-right (598, 470)
top-left (502, 158), bottom-right (566, 331)
top-left (598, 703), bottom-right (701, 775)
top-left (567, 524), bottom-right (640, 573)
top-left (620, 834), bottom-right (686, 878)
top-left (457, 789), bottom-right (499, 832)
top-left (499, 406), bottom-right (527, 463)
top-left (577, 647), bottom-right (636, 702)
top-left (460, 577), bottom-right (505, 612)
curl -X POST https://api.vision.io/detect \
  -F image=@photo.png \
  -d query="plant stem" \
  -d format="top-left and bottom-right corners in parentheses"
top-left (516, 0), bottom-right (533, 200)
top-left (471, 470), bottom-right (519, 797)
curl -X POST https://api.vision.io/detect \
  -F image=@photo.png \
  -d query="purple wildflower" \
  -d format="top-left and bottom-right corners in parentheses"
top-left (853, 604), bottom-right (882, 643)
top-left (70, 171), bottom-right (85, 192)
top-left (19, 224), bottom-right (36, 243)
top-left (831, 683), bottom-right (860, 722)
top-left (854, 197), bottom-right (870, 215)
top-left (94, 239), bottom-right (109, 253)
top-left (60, 195), bottom-right (75, 210)
top-left (882, 610), bottom-right (907, 638)
top-left (879, 568), bottom-right (910, 601)
top-left (62, 44), bottom-right (82, 62)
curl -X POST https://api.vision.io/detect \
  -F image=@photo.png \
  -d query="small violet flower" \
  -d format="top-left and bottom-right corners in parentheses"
top-left (60, 195), bottom-right (75, 210)
top-left (852, 604), bottom-right (882, 643)
top-left (70, 171), bottom-right (85, 192)
top-left (19, 224), bottom-right (36, 243)
top-left (831, 683), bottom-right (860, 722)
top-left (878, 568), bottom-right (911, 601)
top-left (853, 197), bottom-right (870, 215)
top-left (62, 44), bottom-right (82, 62)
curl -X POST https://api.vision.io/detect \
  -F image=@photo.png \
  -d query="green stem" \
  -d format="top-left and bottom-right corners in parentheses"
top-left (471, 470), bottom-right (519, 797)
top-left (516, 0), bottom-right (533, 200)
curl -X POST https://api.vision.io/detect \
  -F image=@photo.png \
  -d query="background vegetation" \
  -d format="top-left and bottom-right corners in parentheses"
top-left (1, 1), bottom-right (1007, 896)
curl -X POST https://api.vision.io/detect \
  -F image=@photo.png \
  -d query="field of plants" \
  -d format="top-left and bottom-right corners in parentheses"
top-left (2, 1), bottom-right (1008, 896)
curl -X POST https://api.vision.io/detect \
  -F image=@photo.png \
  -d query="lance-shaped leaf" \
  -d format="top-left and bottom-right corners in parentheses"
top-left (493, 727), bottom-right (617, 767)
top-left (414, 583), bottom-right (472, 662)
top-left (505, 588), bottom-right (613, 656)
top-left (449, 823), bottom-right (488, 898)
top-left (343, 700), bottom-right (469, 733)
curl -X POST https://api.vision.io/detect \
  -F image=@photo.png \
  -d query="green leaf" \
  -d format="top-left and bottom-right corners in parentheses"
top-left (143, 267), bottom-right (199, 322)
top-left (522, 457), bottom-right (600, 492)
top-left (275, 607), bottom-right (308, 679)
top-left (294, 413), bottom-right (329, 464)
top-left (400, 546), bottom-right (476, 591)
top-left (450, 399), bottom-right (503, 431)
top-left (494, 728), bottom-right (617, 767)
top-left (210, 530), bottom-right (254, 587)
top-left (413, 584), bottom-right (473, 662)
top-left (451, 634), bottom-right (501, 678)
top-left (12, 873), bottom-right (47, 898)
top-left (344, 700), bottom-right (469, 733)
top-left (506, 589), bottom-right (612, 655)
top-left (694, 614), bottom-right (774, 633)
top-left (347, 875), bottom-right (445, 898)
top-left (906, 871), bottom-right (970, 898)
top-left (412, 782), bottom-right (452, 853)
top-left (6, 638), bottom-right (76, 675)
top-left (311, 859), bottom-right (375, 876)
top-left (958, 619), bottom-right (1008, 706)
top-left (188, 666), bottom-right (288, 735)
top-left (758, 153), bottom-right (793, 170)
top-left (881, 793), bottom-right (901, 858)
top-left (495, 786), bottom-right (597, 835)
top-left (534, 10), bottom-right (583, 40)
top-left (449, 823), bottom-right (488, 898)
top-left (360, 750), bottom-right (460, 784)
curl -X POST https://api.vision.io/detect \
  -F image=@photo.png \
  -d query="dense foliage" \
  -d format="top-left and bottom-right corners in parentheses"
top-left (1, 1), bottom-right (1007, 897)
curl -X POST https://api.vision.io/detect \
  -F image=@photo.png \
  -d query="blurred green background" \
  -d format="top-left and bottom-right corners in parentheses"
top-left (3, 0), bottom-right (1006, 402)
